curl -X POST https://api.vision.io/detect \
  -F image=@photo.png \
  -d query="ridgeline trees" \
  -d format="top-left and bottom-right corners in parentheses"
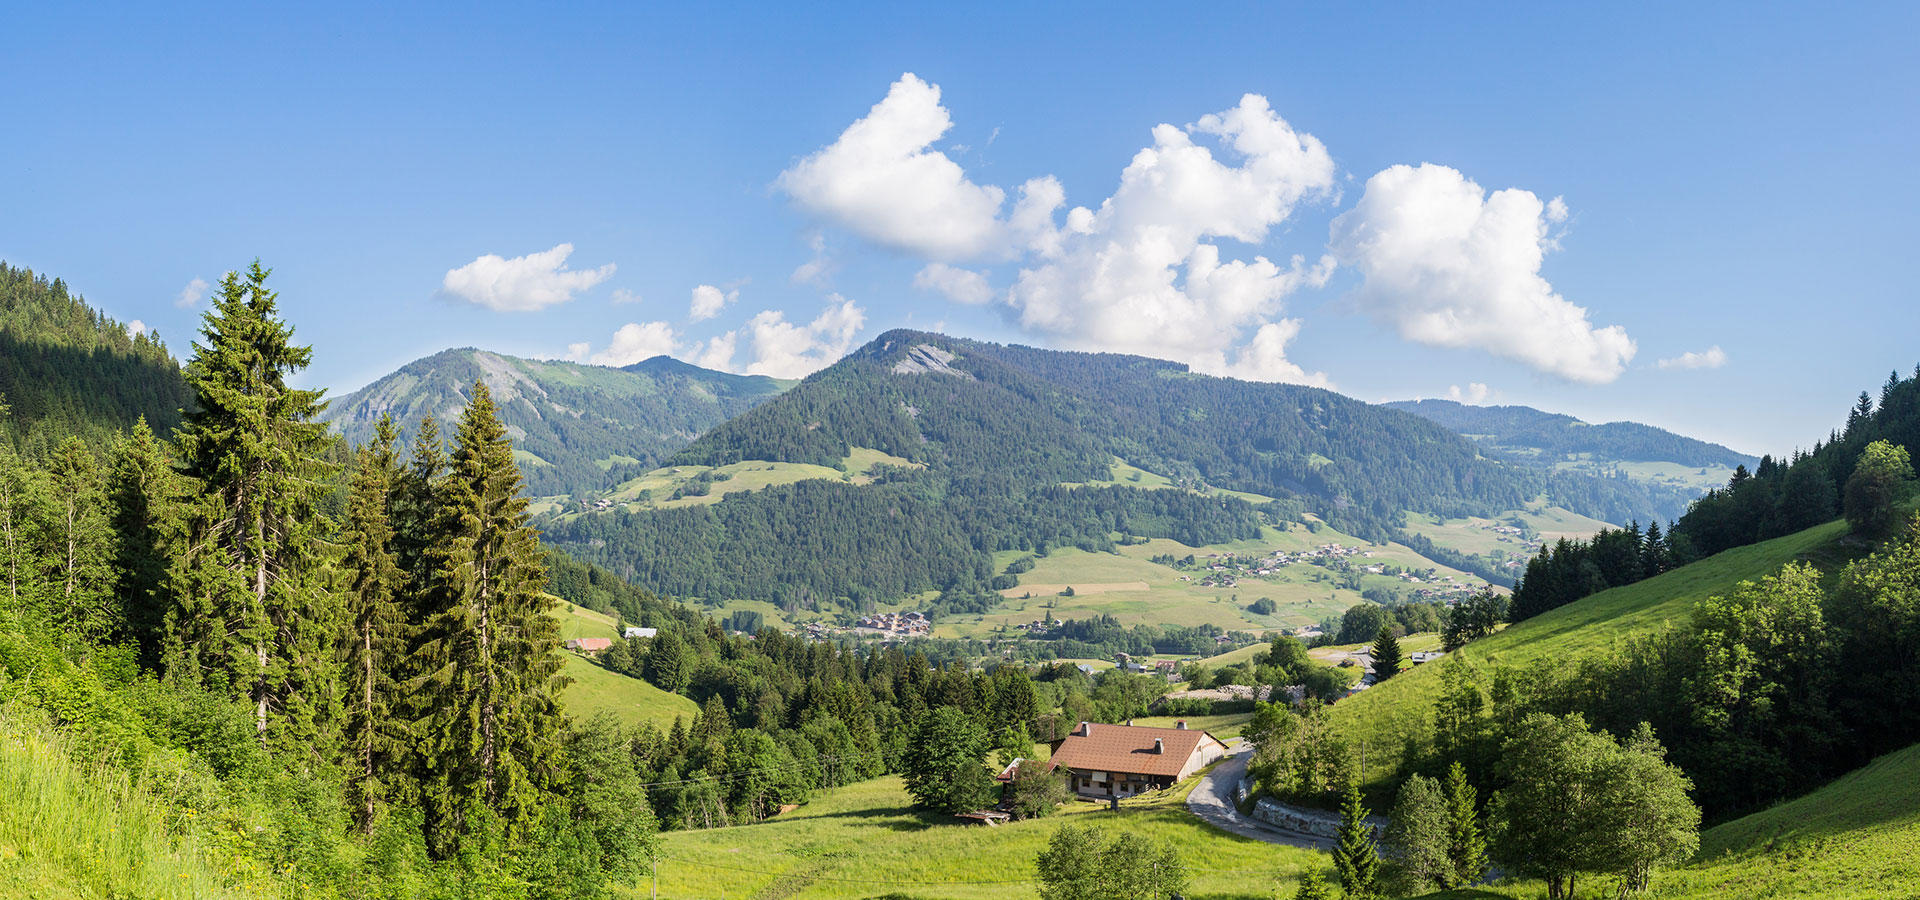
top-left (1676, 366), bottom-right (1920, 557)
top-left (1844, 439), bottom-right (1916, 538)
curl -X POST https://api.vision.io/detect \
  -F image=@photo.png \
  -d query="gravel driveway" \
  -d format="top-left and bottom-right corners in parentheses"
top-left (1185, 745), bottom-right (1334, 850)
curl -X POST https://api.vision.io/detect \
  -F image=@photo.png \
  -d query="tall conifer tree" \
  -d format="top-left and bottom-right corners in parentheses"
top-left (163, 261), bottom-right (338, 758)
top-left (342, 416), bottom-right (409, 832)
top-left (1333, 780), bottom-right (1382, 899)
top-left (413, 382), bottom-right (566, 855)
top-left (108, 418), bottom-right (180, 666)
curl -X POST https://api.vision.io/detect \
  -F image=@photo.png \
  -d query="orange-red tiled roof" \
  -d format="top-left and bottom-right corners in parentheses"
top-left (1047, 723), bottom-right (1223, 778)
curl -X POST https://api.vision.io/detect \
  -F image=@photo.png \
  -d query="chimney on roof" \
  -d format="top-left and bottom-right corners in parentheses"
top-left (1176, 720), bottom-right (1188, 730)
top-left (1153, 738), bottom-right (1164, 754)
top-left (1079, 721), bottom-right (1092, 736)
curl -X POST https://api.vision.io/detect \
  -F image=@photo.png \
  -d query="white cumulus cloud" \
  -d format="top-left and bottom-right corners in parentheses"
top-left (610, 288), bottom-right (643, 305)
top-left (735, 295), bottom-right (867, 378)
top-left (589, 321), bottom-right (680, 366)
top-left (690, 284), bottom-right (737, 321)
top-left (174, 277), bottom-right (210, 309)
top-left (573, 297), bottom-right (866, 378)
top-left (776, 73), bottom-right (1007, 261)
top-left (1328, 163), bottom-right (1635, 384)
top-left (1447, 382), bottom-right (1492, 404)
top-left (126, 319), bottom-right (149, 337)
top-left (1005, 93), bottom-right (1338, 383)
top-left (912, 263), bottom-right (994, 305)
top-left (784, 80), bottom-right (1338, 385)
top-left (1658, 345), bottom-right (1727, 370)
top-left (441, 243), bottom-right (615, 312)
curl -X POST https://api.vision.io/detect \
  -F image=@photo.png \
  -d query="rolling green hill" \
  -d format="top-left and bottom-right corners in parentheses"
top-left (322, 348), bottom-right (792, 496)
top-left (1329, 518), bottom-right (1851, 788)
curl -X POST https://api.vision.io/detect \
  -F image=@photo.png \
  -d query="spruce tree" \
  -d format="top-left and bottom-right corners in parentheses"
top-left (1371, 625), bottom-right (1402, 683)
top-left (1442, 761), bottom-right (1488, 888)
top-left (164, 263), bottom-right (338, 758)
top-left (1292, 866), bottom-right (1332, 900)
top-left (391, 417), bottom-right (446, 616)
top-left (1332, 780), bottom-right (1381, 899)
top-left (341, 416), bottom-right (410, 833)
top-left (107, 418), bottom-right (180, 666)
top-left (412, 381), bottom-right (566, 855)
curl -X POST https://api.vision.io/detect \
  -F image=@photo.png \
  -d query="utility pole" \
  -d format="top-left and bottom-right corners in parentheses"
top-left (651, 849), bottom-right (658, 900)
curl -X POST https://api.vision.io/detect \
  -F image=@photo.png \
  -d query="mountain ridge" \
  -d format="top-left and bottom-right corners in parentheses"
top-left (1385, 397), bottom-right (1757, 469)
top-left (321, 347), bottom-right (793, 495)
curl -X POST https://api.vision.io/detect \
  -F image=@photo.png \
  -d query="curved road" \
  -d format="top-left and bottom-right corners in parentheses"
top-left (1186, 746), bottom-right (1333, 849)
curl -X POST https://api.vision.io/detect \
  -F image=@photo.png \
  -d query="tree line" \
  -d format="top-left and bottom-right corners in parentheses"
top-left (1674, 366), bottom-right (1920, 557)
top-left (0, 263), bottom-right (657, 898)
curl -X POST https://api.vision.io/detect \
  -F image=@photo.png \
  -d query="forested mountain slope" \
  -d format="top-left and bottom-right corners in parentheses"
top-left (322, 348), bottom-right (792, 495)
top-left (0, 262), bottom-right (190, 453)
top-left (1386, 398), bottom-right (1755, 470)
top-left (546, 330), bottom-right (1680, 611)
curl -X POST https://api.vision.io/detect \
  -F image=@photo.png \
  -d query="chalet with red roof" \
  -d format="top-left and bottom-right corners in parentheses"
top-left (1047, 720), bottom-right (1228, 799)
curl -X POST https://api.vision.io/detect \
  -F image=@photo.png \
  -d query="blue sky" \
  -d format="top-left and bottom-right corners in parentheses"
top-left (4, 2), bottom-right (1915, 455)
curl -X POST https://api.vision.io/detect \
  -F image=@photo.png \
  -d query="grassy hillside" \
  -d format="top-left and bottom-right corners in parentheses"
top-left (0, 712), bottom-right (279, 899)
top-left (1661, 741), bottom-right (1920, 899)
top-left (1436, 741), bottom-right (1920, 900)
top-left (548, 601), bottom-right (699, 731)
top-left (559, 655), bottom-right (698, 732)
top-left (1329, 519), bottom-right (1851, 786)
top-left (651, 771), bottom-right (1324, 900)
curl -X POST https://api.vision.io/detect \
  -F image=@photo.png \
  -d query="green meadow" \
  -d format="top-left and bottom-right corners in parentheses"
top-left (644, 771), bottom-right (1325, 900)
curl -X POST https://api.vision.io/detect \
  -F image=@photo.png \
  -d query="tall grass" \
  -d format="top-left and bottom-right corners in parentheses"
top-left (0, 706), bottom-right (277, 900)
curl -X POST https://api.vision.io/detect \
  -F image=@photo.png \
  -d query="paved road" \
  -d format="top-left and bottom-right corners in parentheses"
top-left (1186, 746), bottom-right (1333, 850)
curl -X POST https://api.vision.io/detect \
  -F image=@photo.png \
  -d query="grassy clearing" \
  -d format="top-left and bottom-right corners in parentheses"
top-left (593, 447), bottom-right (923, 514)
top-left (1327, 519), bottom-right (1851, 790)
top-left (0, 710), bottom-right (277, 899)
top-left (645, 771), bottom-right (1325, 900)
top-left (548, 602), bottom-right (700, 731)
top-left (554, 600), bottom-right (621, 642)
top-left (559, 655), bottom-right (699, 733)
top-left (943, 520), bottom-right (1487, 640)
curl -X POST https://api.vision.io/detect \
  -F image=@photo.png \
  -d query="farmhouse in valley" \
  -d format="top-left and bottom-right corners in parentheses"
top-left (565, 637), bottom-right (613, 654)
top-left (1047, 721), bottom-right (1229, 799)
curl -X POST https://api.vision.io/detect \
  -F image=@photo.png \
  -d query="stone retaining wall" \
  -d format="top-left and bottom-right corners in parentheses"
top-left (1249, 796), bottom-right (1388, 839)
